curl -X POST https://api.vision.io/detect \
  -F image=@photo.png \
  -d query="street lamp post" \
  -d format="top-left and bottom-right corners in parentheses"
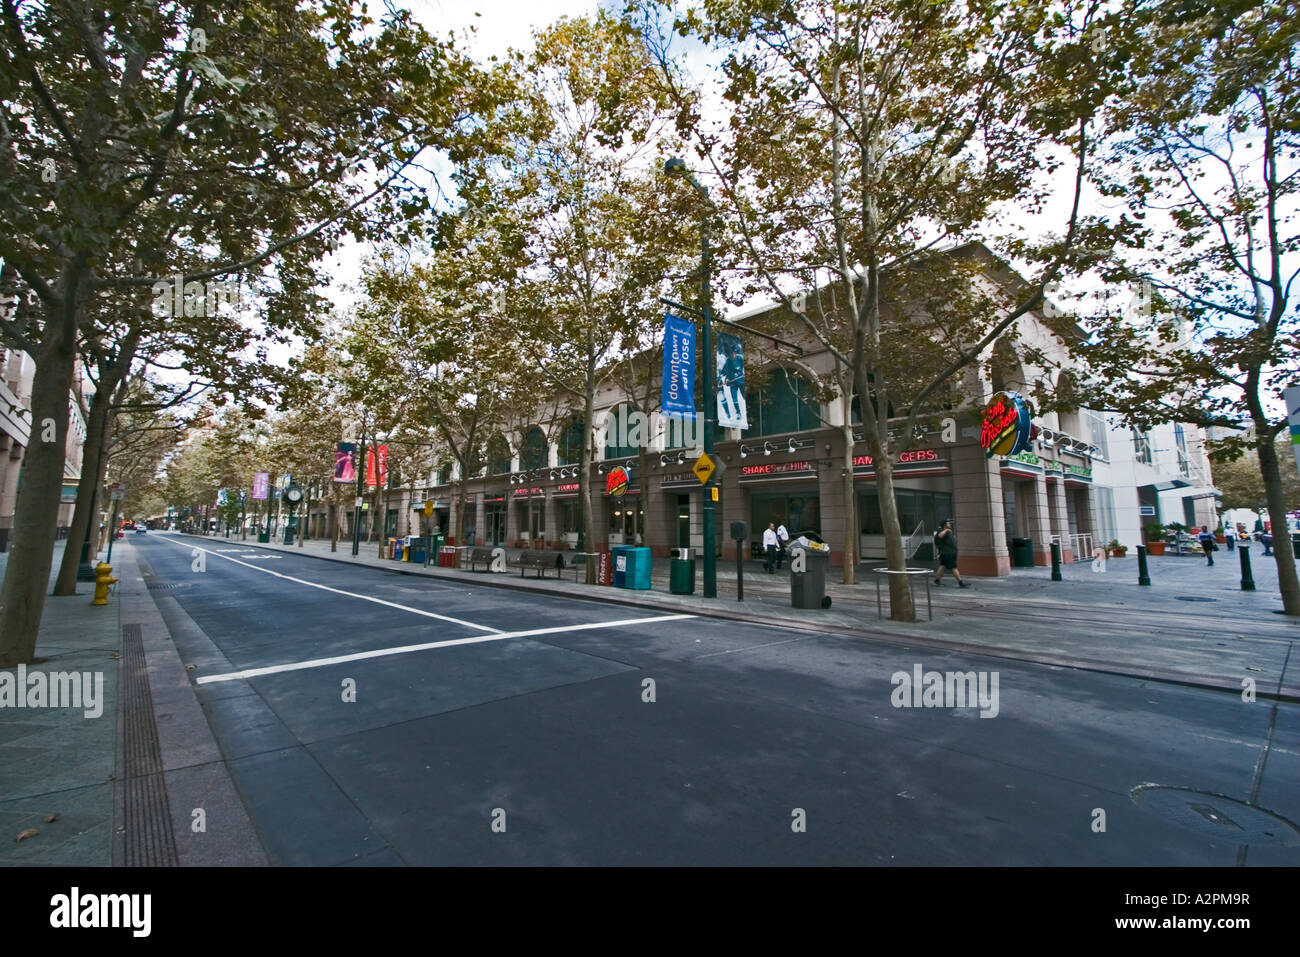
top-left (666, 157), bottom-right (718, 598)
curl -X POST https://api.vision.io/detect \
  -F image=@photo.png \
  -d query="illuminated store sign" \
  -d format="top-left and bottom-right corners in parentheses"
top-left (981, 391), bottom-right (1032, 457)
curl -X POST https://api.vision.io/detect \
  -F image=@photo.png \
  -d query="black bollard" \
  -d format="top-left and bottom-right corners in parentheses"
top-left (1050, 541), bottom-right (1062, 581)
top-left (1239, 545), bottom-right (1256, 591)
top-left (1137, 544), bottom-right (1151, 585)
top-left (736, 549), bottom-right (744, 602)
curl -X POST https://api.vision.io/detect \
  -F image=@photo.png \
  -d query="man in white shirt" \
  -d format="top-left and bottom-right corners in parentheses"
top-left (776, 523), bottom-right (790, 569)
top-left (762, 522), bottom-right (779, 573)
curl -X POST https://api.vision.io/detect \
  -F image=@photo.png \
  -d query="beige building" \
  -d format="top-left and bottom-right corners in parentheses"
top-left (0, 348), bottom-right (89, 551)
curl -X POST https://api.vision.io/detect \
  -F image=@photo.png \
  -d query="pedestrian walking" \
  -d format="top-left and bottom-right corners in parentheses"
top-left (776, 522), bottom-right (790, 569)
top-left (1197, 525), bottom-right (1218, 566)
top-left (1262, 531), bottom-right (1273, 555)
top-left (933, 519), bottom-right (968, 587)
top-left (763, 522), bottom-right (780, 573)
top-left (1224, 526), bottom-right (1236, 551)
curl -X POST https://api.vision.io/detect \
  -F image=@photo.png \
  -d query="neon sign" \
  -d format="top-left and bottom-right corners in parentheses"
top-left (981, 391), bottom-right (1032, 458)
top-left (853, 450), bottom-right (938, 467)
top-left (606, 467), bottom-right (629, 496)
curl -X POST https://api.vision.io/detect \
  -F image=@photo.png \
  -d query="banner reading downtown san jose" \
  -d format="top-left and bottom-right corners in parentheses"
top-left (716, 332), bottom-right (748, 429)
top-left (661, 314), bottom-right (696, 421)
top-left (334, 443), bottom-right (356, 483)
top-left (252, 472), bottom-right (269, 500)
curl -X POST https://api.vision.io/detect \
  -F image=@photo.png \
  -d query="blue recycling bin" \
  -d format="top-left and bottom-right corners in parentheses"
top-left (612, 545), bottom-right (630, 588)
top-left (611, 546), bottom-right (653, 589)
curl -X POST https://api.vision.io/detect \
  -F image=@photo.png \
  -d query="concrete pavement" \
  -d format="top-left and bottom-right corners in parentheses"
top-left (0, 536), bottom-right (265, 866)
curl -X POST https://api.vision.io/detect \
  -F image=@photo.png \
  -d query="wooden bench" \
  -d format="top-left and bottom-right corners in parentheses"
top-left (466, 547), bottom-right (498, 571)
top-left (510, 549), bottom-right (565, 578)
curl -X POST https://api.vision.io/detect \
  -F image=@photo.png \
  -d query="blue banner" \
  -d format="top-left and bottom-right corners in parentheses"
top-left (661, 314), bottom-right (696, 421)
top-left (716, 332), bottom-right (748, 429)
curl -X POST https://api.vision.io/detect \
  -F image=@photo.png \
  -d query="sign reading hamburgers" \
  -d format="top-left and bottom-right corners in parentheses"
top-left (981, 391), bottom-right (1032, 458)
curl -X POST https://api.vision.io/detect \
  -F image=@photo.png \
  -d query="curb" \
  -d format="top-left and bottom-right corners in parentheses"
top-left (173, 533), bottom-right (1300, 704)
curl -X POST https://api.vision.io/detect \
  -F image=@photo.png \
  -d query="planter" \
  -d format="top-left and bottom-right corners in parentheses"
top-left (1215, 534), bottom-right (1226, 543)
top-left (1110, 548), bottom-right (1128, 558)
top-left (1145, 541), bottom-right (1166, 556)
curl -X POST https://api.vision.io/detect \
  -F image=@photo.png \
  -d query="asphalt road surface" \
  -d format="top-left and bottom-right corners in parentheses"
top-left (132, 533), bottom-right (1300, 866)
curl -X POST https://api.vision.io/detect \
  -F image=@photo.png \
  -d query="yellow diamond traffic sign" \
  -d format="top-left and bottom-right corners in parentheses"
top-left (693, 452), bottom-right (716, 485)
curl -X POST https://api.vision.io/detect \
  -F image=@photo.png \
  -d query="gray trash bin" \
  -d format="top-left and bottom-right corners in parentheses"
top-left (789, 545), bottom-right (832, 609)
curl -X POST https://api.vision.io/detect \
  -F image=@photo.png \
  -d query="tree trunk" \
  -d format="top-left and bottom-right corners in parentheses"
top-left (1258, 438), bottom-right (1300, 615)
top-left (0, 321), bottom-right (79, 665)
top-left (840, 418), bottom-right (858, 585)
top-left (874, 453), bottom-right (916, 621)
top-left (579, 347), bottom-right (598, 552)
top-left (53, 359), bottom-right (132, 594)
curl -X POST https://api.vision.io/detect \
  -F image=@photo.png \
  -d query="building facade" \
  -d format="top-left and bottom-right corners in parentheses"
top-left (0, 349), bottom-right (89, 551)
top-left (304, 245), bottom-right (1218, 576)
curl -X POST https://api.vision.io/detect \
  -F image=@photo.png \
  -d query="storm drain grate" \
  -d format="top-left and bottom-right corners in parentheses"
top-left (1175, 596), bottom-right (1218, 602)
top-left (145, 582), bottom-right (187, 590)
top-left (1130, 784), bottom-right (1300, 846)
top-left (121, 624), bottom-right (178, 866)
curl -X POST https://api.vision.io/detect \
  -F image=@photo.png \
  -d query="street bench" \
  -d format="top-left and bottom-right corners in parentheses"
top-left (511, 549), bottom-right (565, 578)
top-left (466, 547), bottom-right (499, 571)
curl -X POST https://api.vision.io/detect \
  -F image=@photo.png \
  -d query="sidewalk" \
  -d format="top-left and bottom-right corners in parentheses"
top-left (184, 531), bottom-right (1300, 700)
top-left (0, 537), bottom-right (265, 866)
top-left (0, 543), bottom-right (118, 866)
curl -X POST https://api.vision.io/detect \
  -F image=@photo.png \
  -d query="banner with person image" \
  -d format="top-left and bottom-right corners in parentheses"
top-left (716, 332), bottom-right (748, 429)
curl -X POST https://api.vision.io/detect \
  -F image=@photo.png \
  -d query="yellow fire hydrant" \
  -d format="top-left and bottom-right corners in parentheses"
top-left (92, 562), bottom-right (117, 606)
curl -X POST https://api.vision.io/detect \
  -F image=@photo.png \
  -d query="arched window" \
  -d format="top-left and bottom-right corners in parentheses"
top-left (989, 339), bottom-right (1027, 395)
top-left (519, 426), bottom-right (547, 470)
top-left (557, 417), bottom-right (585, 465)
top-left (487, 434), bottom-right (511, 475)
top-left (744, 369), bottom-right (821, 437)
top-left (603, 403), bottom-right (641, 459)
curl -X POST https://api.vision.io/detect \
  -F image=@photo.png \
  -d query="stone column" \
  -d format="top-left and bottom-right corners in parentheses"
top-left (949, 437), bottom-right (1010, 576)
top-left (1029, 474), bottom-right (1054, 566)
top-left (1048, 478), bottom-right (1073, 563)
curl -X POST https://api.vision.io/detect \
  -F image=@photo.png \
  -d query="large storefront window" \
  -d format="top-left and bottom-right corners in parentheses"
top-left (516, 498), bottom-right (545, 542)
top-left (859, 489), bottom-right (952, 539)
top-left (744, 368), bottom-right (820, 437)
top-left (609, 500), bottom-right (644, 545)
top-left (750, 490), bottom-right (820, 540)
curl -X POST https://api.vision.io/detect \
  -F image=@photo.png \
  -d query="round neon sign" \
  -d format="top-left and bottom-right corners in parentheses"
top-left (980, 391), bottom-right (1032, 458)
top-left (605, 467), bottom-right (629, 496)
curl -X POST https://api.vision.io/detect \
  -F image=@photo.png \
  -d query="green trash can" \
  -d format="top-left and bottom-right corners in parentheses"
top-left (1011, 537), bottom-right (1034, 567)
top-left (669, 558), bottom-right (695, 595)
top-left (257, 527), bottom-right (270, 543)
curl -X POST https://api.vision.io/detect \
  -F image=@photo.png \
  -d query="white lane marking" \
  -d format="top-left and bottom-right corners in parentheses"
top-left (195, 614), bottom-right (696, 684)
top-left (161, 536), bottom-right (500, 634)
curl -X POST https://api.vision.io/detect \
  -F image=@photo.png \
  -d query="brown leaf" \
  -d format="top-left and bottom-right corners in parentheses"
top-left (16, 829), bottom-right (38, 842)
top-left (185, 664), bottom-right (196, 671)
top-left (43, 813), bottom-right (60, 823)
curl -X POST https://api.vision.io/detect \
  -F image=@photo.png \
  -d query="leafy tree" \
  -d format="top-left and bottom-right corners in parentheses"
top-left (468, 12), bottom-right (697, 550)
top-left (637, 0), bottom-right (1107, 617)
top-left (1058, 0), bottom-right (1300, 613)
top-left (1215, 437), bottom-right (1300, 514)
top-left (0, 0), bottom-right (505, 664)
